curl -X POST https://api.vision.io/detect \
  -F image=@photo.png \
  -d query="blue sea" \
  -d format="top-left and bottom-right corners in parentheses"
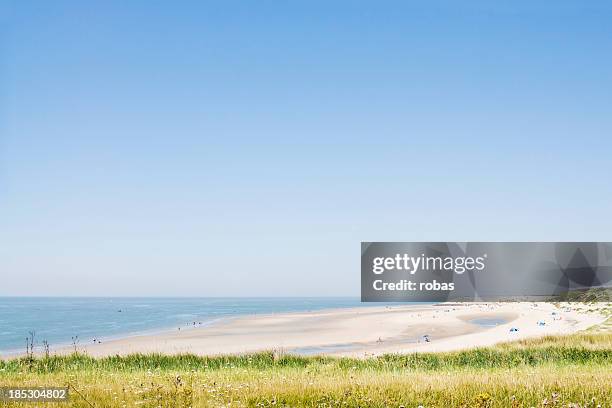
top-left (0, 297), bottom-right (378, 354)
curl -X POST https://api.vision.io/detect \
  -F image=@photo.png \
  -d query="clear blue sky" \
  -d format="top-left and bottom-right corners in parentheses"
top-left (1, 1), bottom-right (611, 296)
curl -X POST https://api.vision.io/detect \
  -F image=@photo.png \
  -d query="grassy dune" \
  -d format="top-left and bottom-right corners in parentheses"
top-left (1, 333), bottom-right (610, 407)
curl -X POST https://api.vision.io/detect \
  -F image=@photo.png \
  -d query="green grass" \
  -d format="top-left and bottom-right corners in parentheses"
top-left (555, 287), bottom-right (611, 303)
top-left (1, 333), bottom-right (610, 407)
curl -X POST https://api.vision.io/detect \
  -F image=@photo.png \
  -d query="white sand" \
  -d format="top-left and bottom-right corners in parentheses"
top-left (55, 302), bottom-right (606, 358)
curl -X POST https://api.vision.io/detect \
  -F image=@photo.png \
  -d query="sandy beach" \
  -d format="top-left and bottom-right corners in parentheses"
top-left (57, 302), bottom-right (606, 358)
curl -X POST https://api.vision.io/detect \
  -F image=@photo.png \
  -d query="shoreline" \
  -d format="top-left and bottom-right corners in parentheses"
top-left (0, 302), bottom-right (417, 357)
top-left (0, 316), bottom-right (232, 358)
top-left (34, 302), bottom-right (607, 358)
top-left (0, 299), bottom-right (394, 357)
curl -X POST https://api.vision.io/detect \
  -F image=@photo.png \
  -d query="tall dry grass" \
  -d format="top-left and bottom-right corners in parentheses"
top-left (0, 333), bottom-right (610, 407)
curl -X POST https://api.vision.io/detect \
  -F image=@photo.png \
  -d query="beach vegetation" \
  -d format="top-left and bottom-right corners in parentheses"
top-left (0, 333), bottom-right (610, 407)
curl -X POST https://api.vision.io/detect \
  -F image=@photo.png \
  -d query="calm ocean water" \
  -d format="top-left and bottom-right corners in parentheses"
top-left (0, 297), bottom-right (378, 354)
